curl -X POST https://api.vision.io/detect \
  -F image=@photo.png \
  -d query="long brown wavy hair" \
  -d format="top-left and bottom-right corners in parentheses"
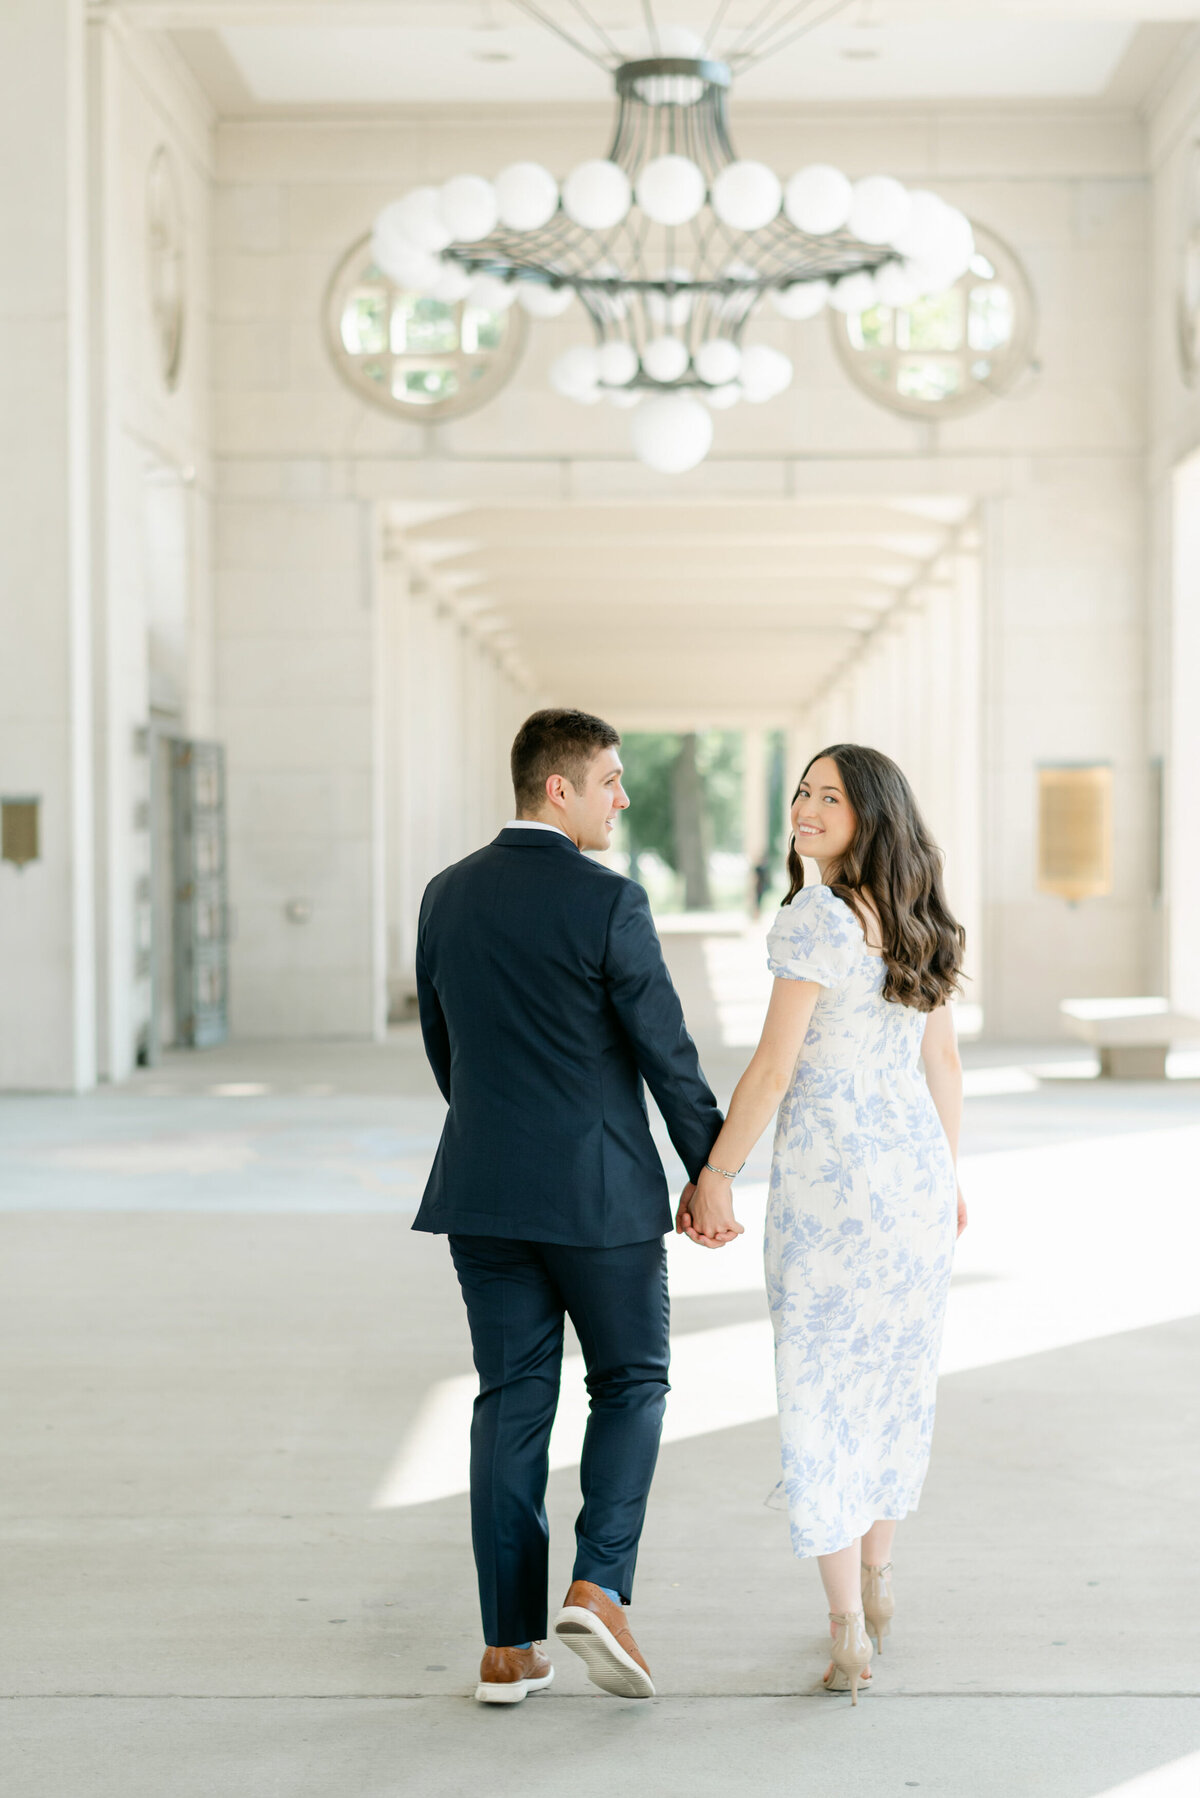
top-left (783, 744), bottom-right (965, 1011)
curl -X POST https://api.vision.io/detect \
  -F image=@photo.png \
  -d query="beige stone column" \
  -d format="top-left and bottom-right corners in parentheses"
top-left (1169, 454), bottom-right (1200, 1014)
top-left (0, 0), bottom-right (95, 1089)
top-left (947, 551), bottom-right (984, 1005)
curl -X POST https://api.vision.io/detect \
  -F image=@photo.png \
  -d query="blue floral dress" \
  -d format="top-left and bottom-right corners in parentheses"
top-left (764, 883), bottom-right (957, 1559)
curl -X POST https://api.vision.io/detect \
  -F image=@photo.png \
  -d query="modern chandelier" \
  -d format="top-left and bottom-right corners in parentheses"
top-left (371, 4), bottom-right (977, 471)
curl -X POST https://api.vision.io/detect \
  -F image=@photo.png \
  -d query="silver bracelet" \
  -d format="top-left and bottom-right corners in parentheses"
top-left (704, 1158), bottom-right (743, 1180)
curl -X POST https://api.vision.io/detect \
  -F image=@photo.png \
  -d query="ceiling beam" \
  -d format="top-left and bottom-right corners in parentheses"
top-left (402, 503), bottom-right (968, 545)
top-left (439, 548), bottom-right (928, 582)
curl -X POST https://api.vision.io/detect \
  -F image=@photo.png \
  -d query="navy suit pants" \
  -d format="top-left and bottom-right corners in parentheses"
top-left (448, 1233), bottom-right (670, 1647)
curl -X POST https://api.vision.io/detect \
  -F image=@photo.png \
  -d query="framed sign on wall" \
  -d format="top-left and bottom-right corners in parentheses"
top-left (1036, 765), bottom-right (1113, 903)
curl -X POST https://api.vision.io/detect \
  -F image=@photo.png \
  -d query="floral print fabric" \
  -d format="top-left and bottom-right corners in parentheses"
top-left (764, 884), bottom-right (957, 1558)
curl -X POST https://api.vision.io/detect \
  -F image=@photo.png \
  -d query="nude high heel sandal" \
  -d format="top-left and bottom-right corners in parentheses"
top-left (861, 1561), bottom-right (895, 1654)
top-left (823, 1611), bottom-right (873, 1704)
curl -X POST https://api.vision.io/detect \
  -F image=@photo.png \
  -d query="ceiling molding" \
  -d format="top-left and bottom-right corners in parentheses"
top-left (1104, 21), bottom-right (1196, 112)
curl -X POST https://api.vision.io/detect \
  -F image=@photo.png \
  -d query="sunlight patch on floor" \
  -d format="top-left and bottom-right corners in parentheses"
top-left (1089, 1751), bottom-right (1200, 1796)
top-left (374, 1120), bottom-right (1200, 1508)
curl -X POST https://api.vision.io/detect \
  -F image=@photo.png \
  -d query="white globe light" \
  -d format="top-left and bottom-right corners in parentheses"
top-left (641, 335), bottom-right (690, 383)
top-left (607, 388), bottom-right (643, 409)
top-left (902, 252), bottom-right (966, 297)
top-left (517, 281), bottom-right (575, 319)
top-left (372, 200), bottom-right (414, 253)
top-left (636, 155), bottom-right (706, 227)
top-left (653, 24), bottom-right (705, 57)
top-left (849, 176), bottom-right (912, 246)
top-left (784, 165), bottom-right (853, 235)
top-left (467, 273), bottom-right (516, 312)
top-left (430, 260), bottom-right (474, 303)
top-left (598, 340), bottom-right (639, 387)
top-left (770, 279), bottom-right (830, 321)
top-left (828, 270), bottom-right (878, 314)
top-left (440, 175), bottom-right (497, 244)
top-left (712, 160), bottom-right (782, 232)
top-left (739, 344), bottom-right (793, 402)
top-left (495, 161), bottom-right (559, 232)
top-left (693, 337), bottom-right (742, 386)
top-left (889, 189), bottom-right (948, 260)
top-left (873, 260), bottom-right (920, 308)
top-left (563, 159), bottom-right (632, 231)
top-left (705, 383), bottom-right (741, 410)
top-left (901, 258), bottom-right (948, 298)
top-left (646, 266), bottom-right (693, 329)
top-left (372, 230), bottom-right (441, 292)
top-left (936, 206), bottom-right (975, 275)
top-left (549, 344), bottom-right (601, 399)
top-left (630, 392), bottom-right (714, 473)
top-left (393, 186), bottom-right (452, 253)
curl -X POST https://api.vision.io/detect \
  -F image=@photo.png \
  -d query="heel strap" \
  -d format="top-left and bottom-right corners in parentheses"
top-left (862, 1562), bottom-right (893, 1574)
top-left (828, 1609), bottom-right (865, 1622)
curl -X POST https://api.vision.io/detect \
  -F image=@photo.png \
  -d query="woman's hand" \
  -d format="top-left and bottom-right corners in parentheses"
top-left (683, 1166), bottom-right (745, 1249)
top-left (956, 1185), bottom-right (968, 1237)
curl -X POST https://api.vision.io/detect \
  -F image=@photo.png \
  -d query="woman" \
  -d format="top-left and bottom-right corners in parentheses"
top-left (680, 745), bottom-right (967, 1704)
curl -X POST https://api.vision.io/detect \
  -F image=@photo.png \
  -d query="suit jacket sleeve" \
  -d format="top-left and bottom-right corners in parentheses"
top-left (604, 878), bottom-right (724, 1182)
top-left (415, 898), bottom-right (452, 1105)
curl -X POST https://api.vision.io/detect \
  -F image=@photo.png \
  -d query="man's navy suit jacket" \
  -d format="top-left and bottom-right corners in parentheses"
top-left (412, 827), bottom-right (724, 1247)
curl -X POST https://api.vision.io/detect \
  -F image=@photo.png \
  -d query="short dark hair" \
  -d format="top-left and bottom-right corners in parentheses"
top-left (510, 708), bottom-right (621, 813)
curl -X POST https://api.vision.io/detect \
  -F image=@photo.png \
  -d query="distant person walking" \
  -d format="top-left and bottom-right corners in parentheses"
top-left (752, 855), bottom-right (772, 916)
top-left (680, 745), bottom-right (967, 1703)
top-left (413, 709), bottom-right (724, 1705)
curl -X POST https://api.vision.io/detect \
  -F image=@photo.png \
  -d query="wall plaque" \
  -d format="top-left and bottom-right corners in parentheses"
top-left (1037, 766), bottom-right (1113, 902)
top-left (1, 798), bottom-right (40, 869)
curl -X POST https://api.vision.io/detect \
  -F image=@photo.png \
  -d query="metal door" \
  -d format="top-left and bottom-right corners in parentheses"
top-left (171, 739), bottom-right (229, 1048)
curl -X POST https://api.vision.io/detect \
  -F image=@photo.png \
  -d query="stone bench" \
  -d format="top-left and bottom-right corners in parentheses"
top-left (1059, 997), bottom-right (1200, 1078)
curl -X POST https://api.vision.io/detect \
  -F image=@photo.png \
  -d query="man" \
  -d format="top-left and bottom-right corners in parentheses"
top-left (413, 708), bottom-right (729, 1704)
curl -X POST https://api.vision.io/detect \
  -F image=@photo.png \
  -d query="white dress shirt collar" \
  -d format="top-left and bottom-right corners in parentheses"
top-left (501, 819), bottom-right (571, 839)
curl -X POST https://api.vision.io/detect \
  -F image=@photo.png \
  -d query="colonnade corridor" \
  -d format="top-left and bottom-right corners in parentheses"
top-left (382, 493), bottom-right (986, 1027)
top-left (2, 926), bottom-right (1198, 1795)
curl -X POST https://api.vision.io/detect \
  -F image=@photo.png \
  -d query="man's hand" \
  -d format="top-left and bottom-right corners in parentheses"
top-left (679, 1166), bottom-right (744, 1250)
top-left (675, 1183), bottom-right (697, 1235)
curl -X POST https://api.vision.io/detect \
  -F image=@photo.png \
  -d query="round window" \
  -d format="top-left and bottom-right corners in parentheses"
top-left (324, 234), bottom-right (527, 422)
top-left (147, 146), bottom-right (185, 392)
top-left (830, 223), bottom-right (1036, 421)
top-left (1177, 142), bottom-right (1200, 388)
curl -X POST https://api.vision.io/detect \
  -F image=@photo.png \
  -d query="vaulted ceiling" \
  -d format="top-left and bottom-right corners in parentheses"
top-left (392, 495), bottom-right (977, 723)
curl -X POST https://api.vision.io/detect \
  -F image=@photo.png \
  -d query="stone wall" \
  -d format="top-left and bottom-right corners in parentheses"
top-left (212, 102), bottom-right (1153, 1038)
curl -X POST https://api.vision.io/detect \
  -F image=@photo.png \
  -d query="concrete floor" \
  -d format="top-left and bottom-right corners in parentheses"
top-left (2, 944), bottom-right (1200, 1797)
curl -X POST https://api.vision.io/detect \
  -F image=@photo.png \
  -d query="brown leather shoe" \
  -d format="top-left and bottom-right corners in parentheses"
top-left (474, 1642), bottom-right (555, 1705)
top-left (553, 1580), bottom-right (655, 1699)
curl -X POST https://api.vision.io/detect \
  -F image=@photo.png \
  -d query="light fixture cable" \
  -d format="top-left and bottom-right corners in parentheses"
top-left (735, 0), bottom-right (856, 69)
top-left (561, 0), bottom-right (624, 63)
top-left (504, 0), bottom-right (614, 69)
top-left (700, 0), bottom-right (737, 56)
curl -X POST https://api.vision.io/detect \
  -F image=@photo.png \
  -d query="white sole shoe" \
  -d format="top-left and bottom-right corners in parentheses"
top-left (474, 1663), bottom-right (554, 1705)
top-left (553, 1606), bottom-right (655, 1699)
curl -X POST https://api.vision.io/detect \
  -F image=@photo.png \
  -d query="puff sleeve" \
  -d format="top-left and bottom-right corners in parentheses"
top-left (766, 885), bottom-right (860, 988)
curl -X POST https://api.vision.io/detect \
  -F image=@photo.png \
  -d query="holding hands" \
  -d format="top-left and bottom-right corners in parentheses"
top-left (675, 1163), bottom-right (745, 1250)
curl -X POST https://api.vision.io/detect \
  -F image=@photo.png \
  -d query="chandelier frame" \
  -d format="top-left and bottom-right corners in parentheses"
top-left (440, 55), bottom-right (890, 374)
